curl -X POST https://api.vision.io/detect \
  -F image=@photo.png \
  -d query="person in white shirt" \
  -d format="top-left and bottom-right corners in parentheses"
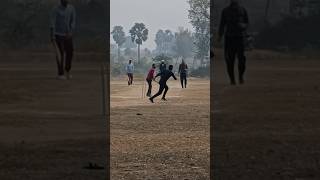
top-left (126, 59), bottom-right (134, 85)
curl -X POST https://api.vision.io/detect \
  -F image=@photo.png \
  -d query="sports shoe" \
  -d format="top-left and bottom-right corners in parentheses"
top-left (66, 72), bottom-right (72, 80)
top-left (161, 97), bottom-right (167, 101)
top-left (56, 75), bottom-right (66, 80)
top-left (149, 97), bottom-right (154, 103)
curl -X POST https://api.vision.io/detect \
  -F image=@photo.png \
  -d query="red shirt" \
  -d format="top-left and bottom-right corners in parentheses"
top-left (146, 68), bottom-right (155, 80)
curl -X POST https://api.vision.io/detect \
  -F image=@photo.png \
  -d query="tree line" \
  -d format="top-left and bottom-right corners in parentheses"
top-left (111, 0), bottom-right (210, 67)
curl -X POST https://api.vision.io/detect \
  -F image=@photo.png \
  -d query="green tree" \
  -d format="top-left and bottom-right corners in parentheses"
top-left (155, 29), bottom-right (174, 55)
top-left (174, 27), bottom-right (194, 59)
top-left (155, 29), bottom-right (165, 54)
top-left (121, 36), bottom-right (137, 49)
top-left (188, 0), bottom-right (210, 66)
top-left (1, 0), bottom-right (42, 48)
top-left (111, 26), bottom-right (126, 62)
top-left (129, 23), bottom-right (148, 64)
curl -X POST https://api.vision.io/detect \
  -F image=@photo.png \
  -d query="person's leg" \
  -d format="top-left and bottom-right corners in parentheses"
top-left (184, 74), bottom-right (187, 88)
top-left (146, 79), bottom-right (152, 96)
top-left (127, 74), bottom-right (129, 85)
top-left (64, 38), bottom-right (73, 79)
top-left (55, 36), bottom-right (65, 76)
top-left (180, 74), bottom-right (184, 88)
top-left (150, 83), bottom-right (164, 102)
top-left (237, 37), bottom-right (246, 84)
top-left (225, 37), bottom-right (236, 85)
top-left (65, 37), bottom-right (74, 77)
top-left (130, 74), bottom-right (133, 84)
top-left (162, 84), bottom-right (169, 100)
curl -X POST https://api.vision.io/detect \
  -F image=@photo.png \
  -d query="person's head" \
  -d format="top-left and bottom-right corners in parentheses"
top-left (152, 64), bottom-right (156, 69)
top-left (60, 0), bottom-right (69, 7)
top-left (230, 0), bottom-right (240, 4)
top-left (181, 59), bottom-right (185, 64)
top-left (161, 60), bottom-right (165, 64)
top-left (169, 65), bottom-right (173, 71)
top-left (129, 59), bottom-right (132, 64)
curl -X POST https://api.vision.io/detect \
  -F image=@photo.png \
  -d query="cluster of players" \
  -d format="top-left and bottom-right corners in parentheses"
top-left (125, 59), bottom-right (188, 103)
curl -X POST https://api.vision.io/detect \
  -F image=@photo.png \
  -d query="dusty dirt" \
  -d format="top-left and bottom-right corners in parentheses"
top-left (110, 77), bottom-right (210, 179)
top-left (212, 50), bottom-right (320, 180)
top-left (0, 54), bottom-right (107, 180)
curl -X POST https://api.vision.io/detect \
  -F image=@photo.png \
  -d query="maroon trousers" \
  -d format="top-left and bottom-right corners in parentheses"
top-left (55, 35), bottom-right (74, 76)
top-left (127, 73), bottom-right (133, 85)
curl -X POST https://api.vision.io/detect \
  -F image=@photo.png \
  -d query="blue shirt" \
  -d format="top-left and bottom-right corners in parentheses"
top-left (50, 4), bottom-right (76, 36)
top-left (126, 63), bottom-right (134, 74)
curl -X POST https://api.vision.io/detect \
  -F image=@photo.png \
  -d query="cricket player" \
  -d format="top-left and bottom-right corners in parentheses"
top-left (149, 65), bottom-right (177, 103)
top-left (50, 0), bottom-right (76, 80)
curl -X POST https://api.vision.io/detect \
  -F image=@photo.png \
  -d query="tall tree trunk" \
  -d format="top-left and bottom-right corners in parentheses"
top-left (118, 45), bottom-right (120, 63)
top-left (200, 56), bottom-right (204, 67)
top-left (138, 44), bottom-right (140, 64)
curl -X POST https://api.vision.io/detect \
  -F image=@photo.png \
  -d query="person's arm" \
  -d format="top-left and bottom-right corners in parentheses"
top-left (155, 72), bottom-right (161, 78)
top-left (171, 72), bottom-right (177, 80)
top-left (50, 8), bottom-right (56, 42)
top-left (218, 9), bottom-right (226, 40)
top-left (70, 6), bottom-right (76, 35)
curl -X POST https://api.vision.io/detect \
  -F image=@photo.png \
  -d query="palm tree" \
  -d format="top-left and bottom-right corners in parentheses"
top-left (129, 23), bottom-right (148, 64)
top-left (111, 26), bottom-right (126, 62)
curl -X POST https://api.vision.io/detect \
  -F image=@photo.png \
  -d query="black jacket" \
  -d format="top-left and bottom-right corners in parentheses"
top-left (155, 69), bottom-right (177, 84)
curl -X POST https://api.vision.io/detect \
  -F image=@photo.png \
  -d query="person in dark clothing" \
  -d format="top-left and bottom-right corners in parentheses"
top-left (159, 60), bottom-right (166, 73)
top-left (146, 64), bottom-right (156, 97)
top-left (149, 65), bottom-right (177, 103)
top-left (178, 59), bottom-right (188, 88)
top-left (218, 0), bottom-right (249, 85)
top-left (50, 0), bottom-right (76, 80)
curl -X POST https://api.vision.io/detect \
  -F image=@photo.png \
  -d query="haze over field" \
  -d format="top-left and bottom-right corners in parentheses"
top-left (110, 0), bottom-right (194, 50)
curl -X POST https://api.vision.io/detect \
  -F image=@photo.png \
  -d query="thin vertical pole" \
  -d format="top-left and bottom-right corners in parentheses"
top-left (101, 65), bottom-right (106, 120)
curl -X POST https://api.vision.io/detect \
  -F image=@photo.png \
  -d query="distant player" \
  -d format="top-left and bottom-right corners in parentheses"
top-left (50, 0), bottom-right (76, 80)
top-left (146, 64), bottom-right (156, 97)
top-left (178, 59), bottom-right (188, 88)
top-left (159, 60), bottom-right (166, 73)
top-left (126, 59), bottom-right (134, 85)
top-left (218, 0), bottom-right (249, 85)
top-left (149, 65), bottom-right (177, 103)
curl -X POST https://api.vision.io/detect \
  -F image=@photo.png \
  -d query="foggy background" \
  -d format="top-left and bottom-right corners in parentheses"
top-left (110, 0), bottom-right (193, 50)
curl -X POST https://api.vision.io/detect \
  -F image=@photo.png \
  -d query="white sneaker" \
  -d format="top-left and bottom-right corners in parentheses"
top-left (66, 73), bottom-right (72, 80)
top-left (56, 75), bottom-right (66, 80)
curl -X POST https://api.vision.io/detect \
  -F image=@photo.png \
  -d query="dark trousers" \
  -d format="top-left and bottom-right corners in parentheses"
top-left (127, 73), bottom-right (133, 85)
top-left (55, 35), bottom-right (73, 76)
top-left (146, 79), bottom-right (152, 96)
top-left (180, 73), bottom-right (187, 88)
top-left (224, 36), bottom-right (246, 83)
top-left (151, 82), bottom-right (168, 99)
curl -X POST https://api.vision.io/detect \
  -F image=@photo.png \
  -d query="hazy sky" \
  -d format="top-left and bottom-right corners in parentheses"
top-left (110, 0), bottom-right (193, 50)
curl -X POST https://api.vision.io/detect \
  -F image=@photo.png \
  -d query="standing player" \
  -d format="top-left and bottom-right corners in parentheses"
top-left (149, 65), bottom-right (177, 103)
top-left (50, 0), bottom-right (76, 80)
top-left (178, 59), bottom-right (188, 88)
top-left (126, 59), bottom-right (134, 85)
top-left (159, 60), bottom-right (166, 73)
top-left (218, 0), bottom-right (249, 85)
